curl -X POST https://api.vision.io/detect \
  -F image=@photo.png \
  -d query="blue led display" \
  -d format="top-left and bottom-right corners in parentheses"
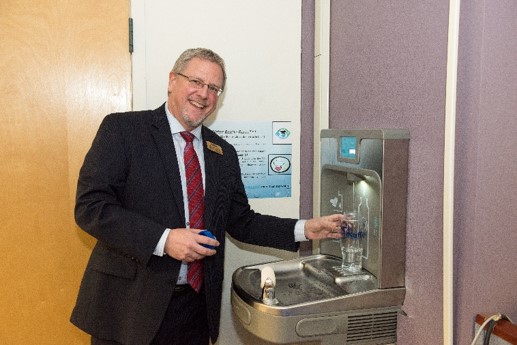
top-left (340, 136), bottom-right (357, 159)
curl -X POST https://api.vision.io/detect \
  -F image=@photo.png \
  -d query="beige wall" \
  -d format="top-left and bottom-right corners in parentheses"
top-left (0, 1), bottom-right (130, 343)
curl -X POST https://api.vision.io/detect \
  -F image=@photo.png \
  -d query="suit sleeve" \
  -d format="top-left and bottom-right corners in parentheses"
top-left (75, 114), bottom-right (166, 264)
top-left (221, 142), bottom-right (299, 252)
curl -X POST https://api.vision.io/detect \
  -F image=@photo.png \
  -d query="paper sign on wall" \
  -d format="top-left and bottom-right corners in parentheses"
top-left (209, 121), bottom-right (293, 198)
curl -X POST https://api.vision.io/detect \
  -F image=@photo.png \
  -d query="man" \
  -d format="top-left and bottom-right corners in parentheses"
top-left (71, 48), bottom-right (344, 345)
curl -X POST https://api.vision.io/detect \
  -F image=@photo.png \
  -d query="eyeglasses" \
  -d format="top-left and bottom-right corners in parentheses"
top-left (176, 73), bottom-right (223, 96)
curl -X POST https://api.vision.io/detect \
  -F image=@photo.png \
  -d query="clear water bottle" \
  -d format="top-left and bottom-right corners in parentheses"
top-left (340, 211), bottom-right (363, 273)
top-left (357, 196), bottom-right (369, 256)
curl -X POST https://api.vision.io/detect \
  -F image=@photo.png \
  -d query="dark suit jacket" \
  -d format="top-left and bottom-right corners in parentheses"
top-left (70, 104), bottom-right (299, 344)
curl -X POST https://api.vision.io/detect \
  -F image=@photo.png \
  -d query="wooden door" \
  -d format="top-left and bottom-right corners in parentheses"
top-left (0, 1), bottom-right (130, 343)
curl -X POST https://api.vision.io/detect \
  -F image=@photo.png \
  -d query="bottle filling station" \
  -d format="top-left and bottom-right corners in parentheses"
top-left (231, 129), bottom-right (410, 344)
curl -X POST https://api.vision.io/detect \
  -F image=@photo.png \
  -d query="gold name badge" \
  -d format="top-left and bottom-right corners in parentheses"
top-left (206, 141), bottom-right (223, 155)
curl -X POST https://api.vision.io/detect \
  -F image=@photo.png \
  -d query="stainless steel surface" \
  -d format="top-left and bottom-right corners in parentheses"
top-left (261, 277), bottom-right (278, 305)
top-left (319, 129), bottom-right (409, 289)
top-left (232, 255), bottom-right (405, 317)
top-left (231, 255), bottom-right (404, 344)
top-left (231, 129), bottom-right (409, 344)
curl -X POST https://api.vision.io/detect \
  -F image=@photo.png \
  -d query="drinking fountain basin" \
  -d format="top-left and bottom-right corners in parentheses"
top-left (231, 255), bottom-right (405, 344)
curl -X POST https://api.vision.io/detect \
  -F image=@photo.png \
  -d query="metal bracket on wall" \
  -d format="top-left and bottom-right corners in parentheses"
top-left (129, 17), bottom-right (134, 53)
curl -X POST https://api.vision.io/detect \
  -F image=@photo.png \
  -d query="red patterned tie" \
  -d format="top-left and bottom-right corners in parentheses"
top-left (180, 131), bottom-right (204, 292)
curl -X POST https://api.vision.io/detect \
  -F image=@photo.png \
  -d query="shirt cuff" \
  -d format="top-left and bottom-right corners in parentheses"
top-left (153, 228), bottom-right (171, 256)
top-left (294, 220), bottom-right (308, 242)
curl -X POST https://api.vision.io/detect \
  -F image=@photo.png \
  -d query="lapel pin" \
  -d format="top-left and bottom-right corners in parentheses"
top-left (206, 141), bottom-right (223, 155)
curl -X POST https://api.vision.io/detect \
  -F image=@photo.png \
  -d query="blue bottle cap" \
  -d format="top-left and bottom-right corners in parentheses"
top-left (199, 230), bottom-right (216, 249)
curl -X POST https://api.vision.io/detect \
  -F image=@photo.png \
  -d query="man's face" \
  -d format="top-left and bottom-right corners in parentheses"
top-left (167, 57), bottom-right (224, 131)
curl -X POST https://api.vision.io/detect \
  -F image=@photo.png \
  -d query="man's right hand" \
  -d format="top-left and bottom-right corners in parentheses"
top-left (164, 228), bottom-right (219, 261)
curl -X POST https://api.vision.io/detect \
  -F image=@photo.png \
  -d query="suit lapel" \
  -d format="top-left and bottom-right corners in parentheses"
top-left (202, 127), bottom-right (221, 229)
top-left (150, 105), bottom-right (186, 224)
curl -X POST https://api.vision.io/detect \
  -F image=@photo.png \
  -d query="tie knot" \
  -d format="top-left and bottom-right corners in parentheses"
top-left (180, 131), bottom-right (195, 143)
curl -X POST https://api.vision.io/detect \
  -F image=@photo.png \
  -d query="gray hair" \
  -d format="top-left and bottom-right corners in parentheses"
top-left (172, 48), bottom-right (227, 90)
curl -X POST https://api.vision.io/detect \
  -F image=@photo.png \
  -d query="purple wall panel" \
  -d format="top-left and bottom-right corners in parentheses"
top-left (455, 0), bottom-right (517, 344)
top-left (300, 1), bottom-right (517, 343)
top-left (300, 0), bottom-right (315, 221)
top-left (329, 1), bottom-right (449, 343)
